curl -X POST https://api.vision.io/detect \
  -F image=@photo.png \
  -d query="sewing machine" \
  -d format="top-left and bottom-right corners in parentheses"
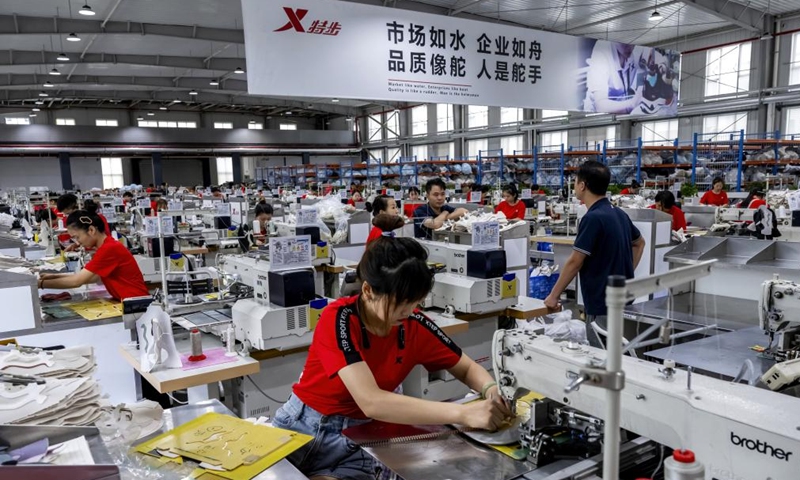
top-left (759, 278), bottom-right (800, 391)
top-left (493, 328), bottom-right (800, 479)
top-left (417, 240), bottom-right (517, 314)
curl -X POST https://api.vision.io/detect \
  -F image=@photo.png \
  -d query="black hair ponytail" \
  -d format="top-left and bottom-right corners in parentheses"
top-left (82, 199), bottom-right (99, 215)
top-left (65, 210), bottom-right (105, 233)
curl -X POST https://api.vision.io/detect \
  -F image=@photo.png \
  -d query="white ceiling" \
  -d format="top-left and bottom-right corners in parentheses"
top-left (0, 0), bottom-right (796, 116)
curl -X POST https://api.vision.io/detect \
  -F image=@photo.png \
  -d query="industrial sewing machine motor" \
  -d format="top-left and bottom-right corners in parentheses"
top-left (759, 277), bottom-right (800, 391)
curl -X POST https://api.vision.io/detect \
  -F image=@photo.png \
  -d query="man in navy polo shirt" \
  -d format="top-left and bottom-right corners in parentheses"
top-left (544, 161), bottom-right (645, 348)
top-left (413, 178), bottom-right (468, 240)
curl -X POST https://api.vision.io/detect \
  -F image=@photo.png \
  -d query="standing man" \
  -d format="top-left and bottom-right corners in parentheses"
top-left (544, 161), bottom-right (645, 348)
top-left (413, 178), bottom-right (468, 240)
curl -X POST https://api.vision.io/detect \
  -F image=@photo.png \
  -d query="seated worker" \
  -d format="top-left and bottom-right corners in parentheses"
top-left (620, 180), bottom-right (641, 195)
top-left (699, 177), bottom-right (729, 207)
top-left (273, 236), bottom-right (512, 480)
top-left (650, 190), bottom-right (687, 231)
top-left (122, 191), bottom-right (134, 206)
top-left (348, 190), bottom-right (364, 207)
top-left (57, 194), bottom-right (112, 236)
top-left (403, 187), bottom-right (421, 219)
top-left (494, 183), bottom-right (526, 220)
top-left (365, 195), bottom-right (403, 244)
top-left (211, 187), bottom-right (225, 200)
top-left (746, 189), bottom-right (767, 209)
top-left (532, 184), bottom-right (546, 195)
top-left (37, 210), bottom-right (149, 301)
top-left (413, 178), bottom-right (468, 240)
top-left (238, 202), bottom-right (274, 251)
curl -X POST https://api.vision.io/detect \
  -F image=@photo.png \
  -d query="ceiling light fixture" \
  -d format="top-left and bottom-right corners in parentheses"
top-left (66, 33), bottom-right (81, 42)
top-left (285, 111), bottom-right (292, 115)
top-left (29, 113), bottom-right (37, 117)
top-left (209, 79), bottom-right (219, 86)
top-left (38, 91), bottom-right (48, 97)
top-left (189, 90), bottom-right (198, 96)
top-left (332, 98), bottom-right (339, 103)
top-left (159, 106), bottom-right (167, 110)
top-left (649, 1), bottom-right (661, 21)
top-left (57, 53), bottom-right (70, 61)
top-left (137, 116), bottom-right (144, 121)
top-left (43, 81), bottom-right (54, 88)
top-left (49, 68), bottom-right (61, 76)
top-left (79, 4), bottom-right (96, 16)
top-left (35, 100), bottom-right (44, 105)
top-left (32, 108), bottom-right (40, 112)
top-left (147, 111), bottom-right (155, 116)
top-left (249, 120), bottom-right (256, 124)
top-left (234, 67), bottom-right (244, 74)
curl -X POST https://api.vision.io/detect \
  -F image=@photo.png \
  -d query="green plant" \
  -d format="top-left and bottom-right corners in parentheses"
top-left (607, 184), bottom-right (622, 195)
top-left (680, 183), bottom-right (698, 198)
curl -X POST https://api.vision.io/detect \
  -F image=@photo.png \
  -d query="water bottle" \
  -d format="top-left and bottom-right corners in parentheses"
top-left (664, 449), bottom-right (704, 480)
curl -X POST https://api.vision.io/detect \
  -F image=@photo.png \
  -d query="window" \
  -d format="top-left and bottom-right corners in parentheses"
top-left (791, 33), bottom-right (800, 86)
top-left (467, 138), bottom-right (488, 158)
top-left (214, 122), bottom-right (233, 129)
top-left (437, 104), bottom-right (454, 133)
top-left (138, 120), bottom-right (158, 128)
top-left (5, 117), bottom-right (30, 125)
top-left (56, 118), bottom-right (75, 126)
top-left (248, 123), bottom-right (264, 130)
top-left (177, 121), bottom-right (196, 128)
top-left (279, 123), bottom-right (297, 130)
top-left (540, 130), bottom-right (568, 152)
top-left (386, 111), bottom-right (400, 140)
top-left (96, 119), bottom-right (118, 127)
top-left (500, 135), bottom-right (524, 155)
top-left (542, 110), bottom-right (568, 120)
top-left (157, 121), bottom-right (178, 128)
top-left (101, 158), bottom-right (124, 189)
top-left (367, 114), bottom-right (382, 142)
top-left (412, 145), bottom-right (428, 161)
top-left (367, 149), bottom-right (383, 161)
top-left (386, 147), bottom-right (401, 163)
top-left (641, 120), bottom-right (678, 146)
top-left (216, 157), bottom-right (234, 183)
top-left (787, 107), bottom-right (800, 135)
top-left (500, 107), bottom-right (523, 125)
top-left (411, 105), bottom-right (428, 136)
top-left (431, 142), bottom-right (455, 159)
top-left (705, 43), bottom-right (751, 98)
top-left (467, 105), bottom-right (488, 129)
top-left (703, 113), bottom-right (748, 136)
top-left (585, 126), bottom-right (616, 149)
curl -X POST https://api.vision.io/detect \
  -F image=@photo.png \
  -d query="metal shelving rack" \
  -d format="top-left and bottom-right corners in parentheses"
top-left (398, 156), bottom-right (418, 188)
top-left (477, 149), bottom-right (504, 186)
top-left (534, 144), bottom-right (565, 190)
top-left (693, 130), bottom-right (744, 191)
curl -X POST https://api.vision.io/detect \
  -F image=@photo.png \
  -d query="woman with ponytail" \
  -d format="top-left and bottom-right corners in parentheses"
top-left (364, 194), bottom-right (403, 245)
top-left (37, 210), bottom-right (148, 301)
top-left (273, 236), bottom-right (512, 480)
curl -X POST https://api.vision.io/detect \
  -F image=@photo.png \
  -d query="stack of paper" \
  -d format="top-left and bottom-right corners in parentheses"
top-left (0, 377), bottom-right (105, 426)
top-left (135, 412), bottom-right (313, 479)
top-left (0, 346), bottom-right (96, 378)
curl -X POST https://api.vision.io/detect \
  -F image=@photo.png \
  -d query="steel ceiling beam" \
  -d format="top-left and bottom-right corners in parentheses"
top-left (449, 0), bottom-right (487, 16)
top-left (564, 0), bottom-right (683, 33)
top-left (0, 15), bottom-right (245, 43)
top-left (0, 73), bottom-right (248, 91)
top-left (678, 0), bottom-right (768, 33)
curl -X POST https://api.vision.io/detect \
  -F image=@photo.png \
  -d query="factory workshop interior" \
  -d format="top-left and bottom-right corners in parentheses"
top-left (2, 0), bottom-right (800, 479)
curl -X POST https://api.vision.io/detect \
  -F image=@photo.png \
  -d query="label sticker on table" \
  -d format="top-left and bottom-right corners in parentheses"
top-left (385, 189), bottom-right (394, 198)
top-left (521, 189), bottom-right (532, 200)
top-left (472, 221), bottom-right (500, 249)
top-left (113, 197), bottom-right (124, 206)
top-left (137, 199), bottom-right (151, 209)
top-left (468, 191), bottom-right (482, 203)
top-left (339, 190), bottom-right (348, 199)
top-left (297, 208), bottom-right (318, 226)
top-left (101, 207), bottom-right (117, 223)
top-left (144, 217), bottom-right (158, 236)
top-left (269, 235), bottom-right (312, 271)
top-left (215, 203), bottom-right (231, 217)
top-left (160, 217), bottom-right (174, 233)
top-left (168, 201), bottom-right (183, 211)
top-left (394, 190), bottom-right (403, 201)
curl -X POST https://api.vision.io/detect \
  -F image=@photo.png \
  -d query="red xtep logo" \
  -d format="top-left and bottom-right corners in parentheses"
top-left (274, 7), bottom-right (341, 36)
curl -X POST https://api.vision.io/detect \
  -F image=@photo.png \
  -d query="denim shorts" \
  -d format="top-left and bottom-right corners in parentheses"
top-left (273, 394), bottom-right (378, 480)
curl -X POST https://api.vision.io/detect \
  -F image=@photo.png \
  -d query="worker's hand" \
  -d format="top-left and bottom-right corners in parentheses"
top-left (39, 273), bottom-right (58, 280)
top-left (544, 294), bottom-right (562, 311)
top-left (451, 208), bottom-right (469, 219)
top-left (484, 385), bottom-right (513, 418)
top-left (63, 243), bottom-right (79, 252)
top-left (459, 399), bottom-right (508, 431)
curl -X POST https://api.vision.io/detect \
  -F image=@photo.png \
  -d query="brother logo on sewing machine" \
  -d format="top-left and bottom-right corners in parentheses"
top-left (730, 432), bottom-right (793, 461)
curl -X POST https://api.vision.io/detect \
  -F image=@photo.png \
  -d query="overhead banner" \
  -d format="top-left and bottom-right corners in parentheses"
top-left (241, 0), bottom-right (680, 116)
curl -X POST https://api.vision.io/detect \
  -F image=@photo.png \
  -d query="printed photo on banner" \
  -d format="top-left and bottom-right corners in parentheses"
top-left (579, 38), bottom-right (680, 117)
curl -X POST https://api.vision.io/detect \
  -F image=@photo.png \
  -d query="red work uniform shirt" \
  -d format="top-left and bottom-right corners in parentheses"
top-left (494, 200), bottom-right (526, 220)
top-left (366, 226), bottom-right (383, 245)
top-left (84, 236), bottom-right (149, 301)
top-left (700, 190), bottom-right (729, 207)
top-left (749, 199), bottom-right (767, 209)
top-left (649, 205), bottom-right (687, 231)
top-left (292, 296), bottom-right (463, 418)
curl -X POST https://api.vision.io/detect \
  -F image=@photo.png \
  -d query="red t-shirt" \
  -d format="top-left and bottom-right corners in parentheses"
top-left (366, 226), bottom-right (383, 245)
top-left (494, 200), bottom-right (526, 220)
top-left (648, 205), bottom-right (687, 231)
top-left (85, 236), bottom-right (149, 301)
top-left (749, 199), bottom-right (767, 209)
top-left (293, 296), bottom-right (463, 418)
top-left (98, 213), bottom-right (112, 236)
top-left (700, 190), bottom-right (729, 207)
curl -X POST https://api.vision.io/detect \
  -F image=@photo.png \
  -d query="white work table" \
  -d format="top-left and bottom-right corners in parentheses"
top-left (119, 333), bottom-right (259, 394)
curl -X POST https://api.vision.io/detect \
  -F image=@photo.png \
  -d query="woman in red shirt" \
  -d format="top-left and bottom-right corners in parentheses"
top-left (273, 237), bottom-right (511, 480)
top-left (494, 184), bottom-right (526, 220)
top-left (650, 190), bottom-right (687, 231)
top-left (347, 190), bottom-right (364, 207)
top-left (747, 190), bottom-right (767, 209)
top-left (365, 195), bottom-right (403, 244)
top-left (699, 177), bottom-right (729, 207)
top-left (403, 186), bottom-right (422, 219)
top-left (37, 210), bottom-right (149, 301)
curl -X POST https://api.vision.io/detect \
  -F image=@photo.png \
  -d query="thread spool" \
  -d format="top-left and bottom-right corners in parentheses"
top-left (188, 329), bottom-right (206, 362)
top-left (252, 219), bottom-right (262, 235)
top-left (225, 325), bottom-right (237, 357)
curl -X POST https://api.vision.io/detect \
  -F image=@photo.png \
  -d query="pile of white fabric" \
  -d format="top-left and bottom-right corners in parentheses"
top-left (0, 346), bottom-right (108, 426)
top-left (437, 210), bottom-right (515, 233)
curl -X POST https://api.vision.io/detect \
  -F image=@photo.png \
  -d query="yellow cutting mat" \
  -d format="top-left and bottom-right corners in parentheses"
top-left (67, 299), bottom-right (123, 321)
top-left (134, 412), bottom-right (312, 480)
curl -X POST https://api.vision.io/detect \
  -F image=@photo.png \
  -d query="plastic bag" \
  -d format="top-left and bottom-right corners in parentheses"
top-left (519, 310), bottom-right (587, 344)
top-left (528, 263), bottom-right (559, 300)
